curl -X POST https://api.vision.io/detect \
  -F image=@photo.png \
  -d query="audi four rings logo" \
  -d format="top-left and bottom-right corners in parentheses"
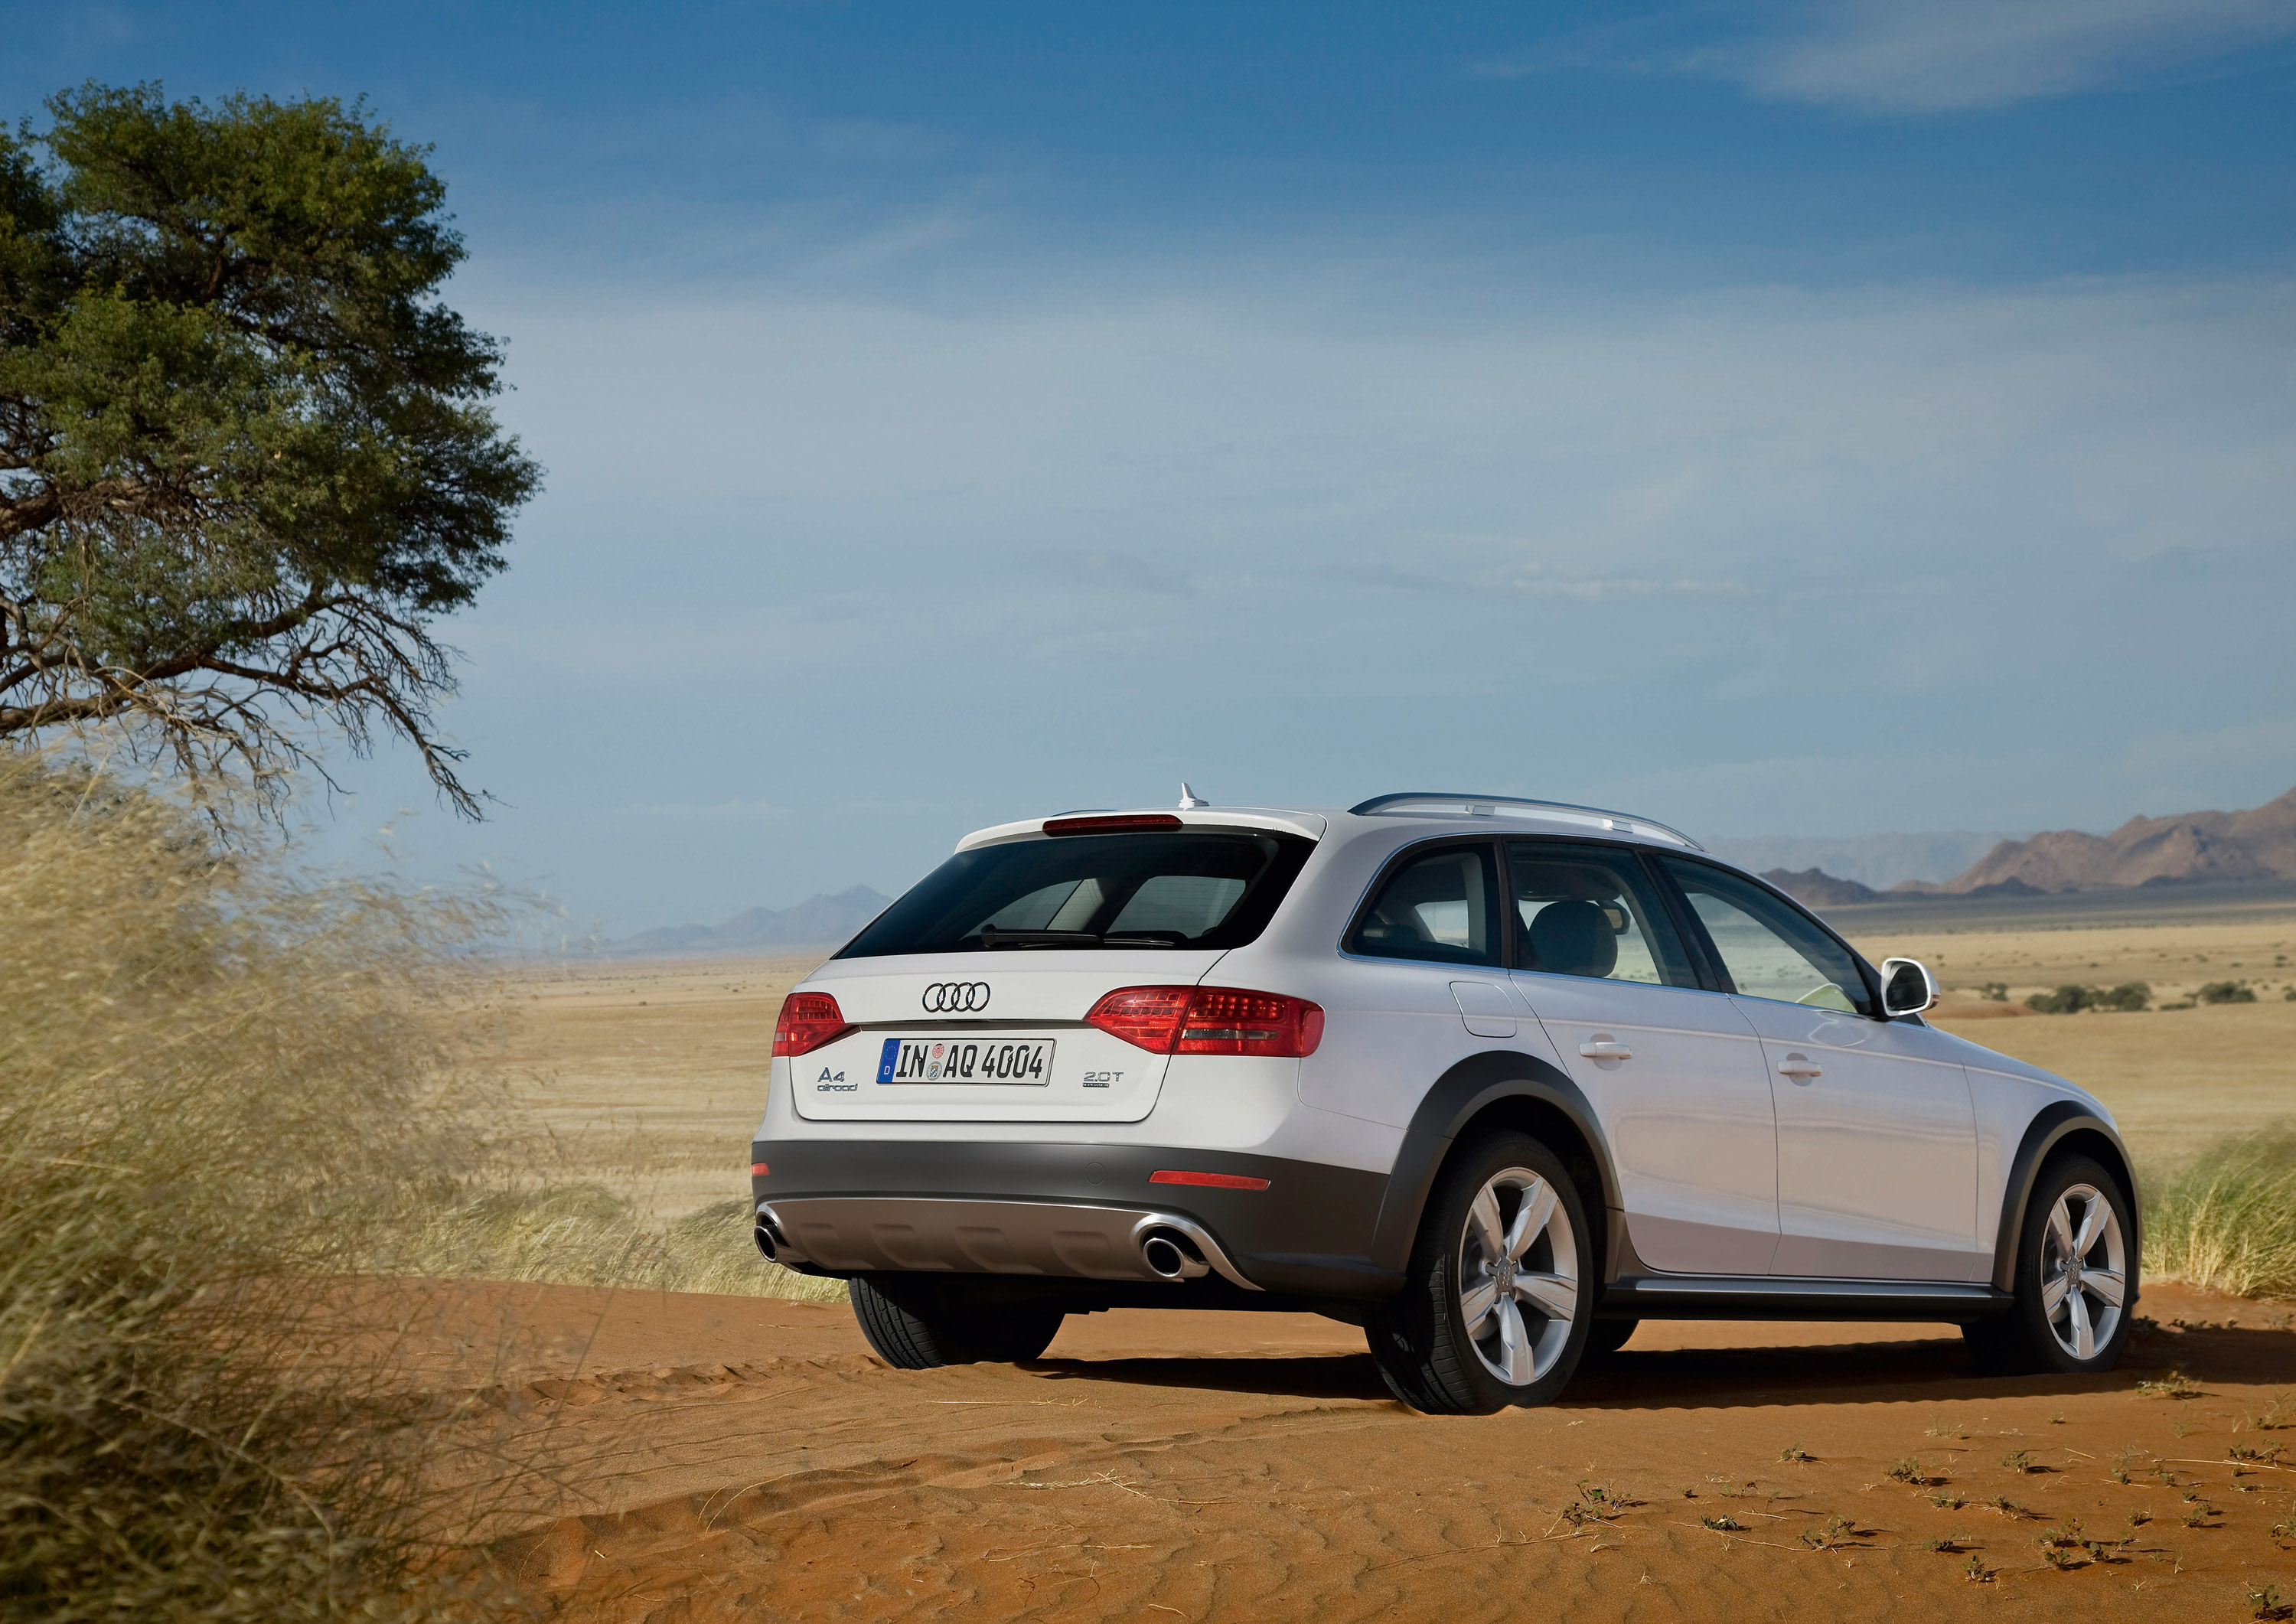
top-left (921, 981), bottom-right (992, 1013)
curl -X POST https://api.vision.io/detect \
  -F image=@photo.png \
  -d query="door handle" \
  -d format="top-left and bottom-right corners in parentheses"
top-left (1579, 1039), bottom-right (1633, 1061)
top-left (1777, 1052), bottom-right (1822, 1081)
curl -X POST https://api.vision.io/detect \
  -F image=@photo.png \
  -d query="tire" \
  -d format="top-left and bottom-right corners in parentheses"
top-left (1964, 1154), bottom-right (2137, 1377)
top-left (850, 1276), bottom-right (1065, 1368)
top-left (1365, 1131), bottom-right (1594, 1414)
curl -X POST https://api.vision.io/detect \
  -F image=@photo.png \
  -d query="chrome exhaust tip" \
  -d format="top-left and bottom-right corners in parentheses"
top-left (1138, 1226), bottom-right (1211, 1281)
top-left (753, 1203), bottom-right (787, 1262)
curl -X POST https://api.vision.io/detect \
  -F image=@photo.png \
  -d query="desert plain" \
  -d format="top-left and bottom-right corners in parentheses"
top-left (461, 887), bottom-right (2296, 1622)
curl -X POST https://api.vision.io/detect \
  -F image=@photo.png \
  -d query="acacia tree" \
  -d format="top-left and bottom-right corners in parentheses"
top-left (0, 83), bottom-right (539, 815)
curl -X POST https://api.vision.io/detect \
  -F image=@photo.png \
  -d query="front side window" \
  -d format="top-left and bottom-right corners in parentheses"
top-left (1505, 840), bottom-right (1697, 987)
top-left (1347, 843), bottom-right (1501, 967)
top-left (839, 832), bottom-right (1312, 957)
top-left (1658, 857), bottom-right (1873, 1015)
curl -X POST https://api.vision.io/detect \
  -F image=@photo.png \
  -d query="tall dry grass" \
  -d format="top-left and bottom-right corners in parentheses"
top-left (2144, 1125), bottom-right (2296, 1300)
top-left (400, 1185), bottom-right (844, 1302)
top-left (0, 754), bottom-right (519, 1622)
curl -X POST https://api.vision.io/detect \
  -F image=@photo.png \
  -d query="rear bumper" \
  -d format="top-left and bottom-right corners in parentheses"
top-left (749, 1139), bottom-right (1395, 1300)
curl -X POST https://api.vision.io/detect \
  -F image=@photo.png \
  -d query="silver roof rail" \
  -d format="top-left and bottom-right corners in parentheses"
top-left (1347, 792), bottom-right (1704, 850)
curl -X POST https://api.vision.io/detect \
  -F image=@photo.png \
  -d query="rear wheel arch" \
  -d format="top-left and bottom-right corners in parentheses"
top-left (1991, 1103), bottom-right (2139, 1294)
top-left (1372, 1052), bottom-right (1619, 1280)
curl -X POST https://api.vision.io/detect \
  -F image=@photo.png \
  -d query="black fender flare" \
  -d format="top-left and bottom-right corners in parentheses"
top-left (1369, 1051), bottom-right (1621, 1277)
top-left (1991, 1101), bottom-right (2141, 1295)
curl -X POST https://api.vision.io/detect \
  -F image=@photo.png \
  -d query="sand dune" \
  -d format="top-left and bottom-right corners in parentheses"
top-left (406, 1280), bottom-right (2296, 1622)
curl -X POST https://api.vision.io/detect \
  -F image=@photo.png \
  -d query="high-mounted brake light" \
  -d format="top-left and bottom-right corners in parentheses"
top-left (1084, 986), bottom-right (1324, 1058)
top-left (772, 991), bottom-right (854, 1058)
top-left (1044, 814), bottom-right (1184, 836)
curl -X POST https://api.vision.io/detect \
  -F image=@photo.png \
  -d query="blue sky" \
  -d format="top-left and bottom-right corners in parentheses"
top-left (9, 2), bottom-right (2296, 934)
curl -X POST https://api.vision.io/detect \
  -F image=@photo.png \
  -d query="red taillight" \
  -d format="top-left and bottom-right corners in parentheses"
top-left (772, 991), bottom-right (854, 1058)
top-left (749, 1162), bottom-right (770, 1177)
top-left (1084, 985), bottom-right (1324, 1058)
top-left (1044, 813), bottom-right (1184, 835)
top-left (1081, 986), bottom-right (1193, 1051)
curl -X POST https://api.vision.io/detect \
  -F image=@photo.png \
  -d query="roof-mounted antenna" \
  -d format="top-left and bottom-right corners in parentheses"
top-left (1178, 781), bottom-right (1208, 809)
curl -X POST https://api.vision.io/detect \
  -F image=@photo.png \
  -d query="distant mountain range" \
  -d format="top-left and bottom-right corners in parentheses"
top-left (612, 885), bottom-right (894, 957)
top-left (1762, 785), bottom-right (2296, 908)
top-left (1707, 830), bottom-right (2023, 891)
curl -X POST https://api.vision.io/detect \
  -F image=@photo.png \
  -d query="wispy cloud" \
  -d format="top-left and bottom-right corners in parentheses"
top-left (1479, 0), bottom-right (2296, 113)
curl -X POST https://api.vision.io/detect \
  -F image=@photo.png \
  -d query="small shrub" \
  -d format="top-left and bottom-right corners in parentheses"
top-left (2130, 1509), bottom-right (2151, 1528)
top-left (2000, 1448), bottom-right (2037, 1472)
top-left (2027, 982), bottom-right (2150, 1013)
top-left (2259, 1394), bottom-right (2296, 1431)
top-left (2183, 1500), bottom-right (2218, 1527)
top-left (1888, 1456), bottom-right (1923, 1482)
top-left (2250, 1584), bottom-right (2290, 1622)
top-left (1800, 1513), bottom-right (1854, 1551)
top-left (1964, 1553), bottom-right (1989, 1582)
top-left (1931, 1489), bottom-right (1966, 1510)
top-left (1700, 1515), bottom-right (1746, 1531)
top-left (1979, 982), bottom-right (2008, 1002)
top-left (1779, 1443), bottom-right (1811, 1463)
top-left (2198, 980), bottom-right (2258, 1005)
top-left (2137, 1368), bottom-right (2206, 1401)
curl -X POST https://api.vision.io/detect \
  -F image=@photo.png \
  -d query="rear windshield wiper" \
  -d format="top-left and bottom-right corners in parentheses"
top-left (975, 928), bottom-right (1192, 950)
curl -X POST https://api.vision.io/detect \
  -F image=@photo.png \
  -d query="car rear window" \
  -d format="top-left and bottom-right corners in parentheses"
top-left (837, 831), bottom-right (1314, 957)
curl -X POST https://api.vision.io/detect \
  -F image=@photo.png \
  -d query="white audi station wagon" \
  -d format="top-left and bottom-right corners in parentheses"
top-left (749, 794), bottom-right (2137, 1413)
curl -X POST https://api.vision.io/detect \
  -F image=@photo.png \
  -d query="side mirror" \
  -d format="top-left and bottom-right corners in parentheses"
top-left (1880, 957), bottom-right (1940, 1018)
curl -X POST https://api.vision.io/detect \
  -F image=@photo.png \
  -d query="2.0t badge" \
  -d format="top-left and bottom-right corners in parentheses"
top-left (921, 981), bottom-right (991, 1013)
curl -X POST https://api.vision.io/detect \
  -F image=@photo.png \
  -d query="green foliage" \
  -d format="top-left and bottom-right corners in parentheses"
top-left (0, 83), bottom-right (539, 813)
top-left (2144, 1127), bottom-right (2296, 1299)
top-left (1978, 981), bottom-right (2008, 1001)
top-left (2197, 980), bottom-right (2258, 1005)
top-left (2025, 981), bottom-right (2150, 1014)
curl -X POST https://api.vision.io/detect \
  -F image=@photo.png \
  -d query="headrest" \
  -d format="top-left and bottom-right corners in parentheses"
top-left (1528, 899), bottom-right (1619, 979)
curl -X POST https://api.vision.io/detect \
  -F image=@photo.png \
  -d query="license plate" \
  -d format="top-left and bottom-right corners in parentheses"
top-left (876, 1036), bottom-right (1055, 1085)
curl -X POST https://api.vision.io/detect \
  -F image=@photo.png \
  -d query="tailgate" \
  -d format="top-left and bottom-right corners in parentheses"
top-left (788, 951), bottom-right (1226, 1123)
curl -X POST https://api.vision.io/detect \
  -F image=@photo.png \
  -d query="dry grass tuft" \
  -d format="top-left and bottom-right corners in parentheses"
top-left (399, 1185), bottom-right (843, 1302)
top-left (0, 752), bottom-right (523, 1622)
top-left (2144, 1125), bottom-right (2296, 1299)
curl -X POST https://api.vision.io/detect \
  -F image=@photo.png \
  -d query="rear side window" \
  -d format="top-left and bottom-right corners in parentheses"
top-left (1347, 843), bottom-right (1501, 967)
top-left (838, 832), bottom-right (1313, 957)
top-left (1505, 840), bottom-right (1696, 987)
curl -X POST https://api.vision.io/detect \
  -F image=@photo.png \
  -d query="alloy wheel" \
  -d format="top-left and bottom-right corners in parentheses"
top-left (2040, 1182), bottom-right (2126, 1361)
top-left (1457, 1166), bottom-right (1580, 1386)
